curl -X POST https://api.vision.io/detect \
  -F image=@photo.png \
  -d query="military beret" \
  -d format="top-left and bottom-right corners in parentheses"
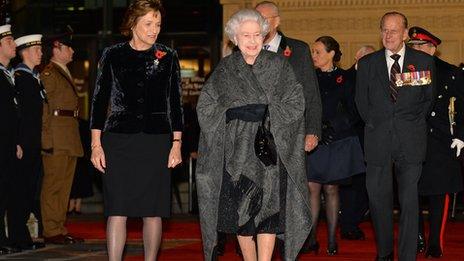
top-left (408, 26), bottom-right (441, 47)
top-left (44, 25), bottom-right (73, 47)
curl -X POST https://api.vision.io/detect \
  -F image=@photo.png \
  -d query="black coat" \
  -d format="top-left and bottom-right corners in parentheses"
top-left (278, 32), bottom-right (322, 137)
top-left (14, 64), bottom-right (46, 150)
top-left (355, 47), bottom-right (435, 164)
top-left (90, 42), bottom-right (183, 134)
top-left (0, 69), bottom-right (18, 151)
top-left (317, 68), bottom-right (358, 142)
top-left (419, 57), bottom-right (464, 195)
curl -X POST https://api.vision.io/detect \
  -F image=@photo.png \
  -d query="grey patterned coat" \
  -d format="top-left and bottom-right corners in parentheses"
top-left (196, 50), bottom-right (311, 260)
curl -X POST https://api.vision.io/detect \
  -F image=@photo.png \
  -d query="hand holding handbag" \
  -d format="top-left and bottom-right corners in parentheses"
top-left (254, 105), bottom-right (277, 166)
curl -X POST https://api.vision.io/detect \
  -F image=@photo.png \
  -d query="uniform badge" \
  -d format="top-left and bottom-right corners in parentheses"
top-left (43, 71), bottom-right (50, 76)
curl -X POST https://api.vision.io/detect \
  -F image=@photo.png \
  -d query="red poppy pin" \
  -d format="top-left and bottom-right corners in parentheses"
top-left (407, 64), bottom-right (416, 72)
top-left (336, 75), bottom-right (343, 84)
top-left (283, 46), bottom-right (292, 57)
top-left (155, 50), bottom-right (167, 60)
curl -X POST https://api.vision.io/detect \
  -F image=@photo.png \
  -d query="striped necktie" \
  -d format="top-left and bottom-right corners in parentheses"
top-left (389, 54), bottom-right (401, 102)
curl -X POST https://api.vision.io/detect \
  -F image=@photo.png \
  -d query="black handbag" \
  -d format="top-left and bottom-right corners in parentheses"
top-left (254, 105), bottom-right (277, 166)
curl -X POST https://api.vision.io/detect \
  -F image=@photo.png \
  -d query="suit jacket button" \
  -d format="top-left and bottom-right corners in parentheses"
top-left (445, 85), bottom-right (448, 90)
top-left (137, 82), bottom-right (144, 87)
top-left (137, 115), bottom-right (143, 119)
top-left (430, 128), bottom-right (433, 133)
top-left (138, 98), bottom-right (144, 103)
top-left (431, 111), bottom-right (436, 117)
top-left (438, 95), bottom-right (443, 99)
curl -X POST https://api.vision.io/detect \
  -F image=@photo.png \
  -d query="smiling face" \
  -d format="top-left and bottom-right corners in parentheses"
top-left (255, 4), bottom-right (280, 43)
top-left (312, 41), bottom-right (334, 70)
top-left (381, 14), bottom-right (408, 53)
top-left (235, 20), bottom-right (263, 64)
top-left (131, 10), bottom-right (161, 49)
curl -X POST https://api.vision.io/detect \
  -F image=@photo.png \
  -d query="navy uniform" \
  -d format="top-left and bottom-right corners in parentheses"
top-left (0, 25), bottom-right (22, 255)
top-left (408, 26), bottom-right (464, 258)
top-left (7, 34), bottom-right (47, 250)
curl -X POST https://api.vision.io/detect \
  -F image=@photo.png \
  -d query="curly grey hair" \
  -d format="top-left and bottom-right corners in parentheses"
top-left (224, 9), bottom-right (270, 45)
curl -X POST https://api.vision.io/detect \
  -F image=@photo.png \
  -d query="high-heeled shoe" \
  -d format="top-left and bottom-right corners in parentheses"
top-left (327, 242), bottom-right (338, 255)
top-left (417, 233), bottom-right (426, 253)
top-left (308, 241), bottom-right (320, 254)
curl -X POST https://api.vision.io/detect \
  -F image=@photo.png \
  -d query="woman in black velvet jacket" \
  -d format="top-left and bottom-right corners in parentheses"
top-left (89, 1), bottom-right (183, 260)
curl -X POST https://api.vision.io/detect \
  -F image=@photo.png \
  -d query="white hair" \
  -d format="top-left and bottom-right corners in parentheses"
top-left (224, 9), bottom-right (269, 44)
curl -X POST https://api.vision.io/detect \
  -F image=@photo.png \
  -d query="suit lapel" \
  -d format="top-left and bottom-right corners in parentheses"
top-left (402, 47), bottom-right (414, 74)
top-left (277, 32), bottom-right (288, 56)
top-left (375, 49), bottom-right (391, 99)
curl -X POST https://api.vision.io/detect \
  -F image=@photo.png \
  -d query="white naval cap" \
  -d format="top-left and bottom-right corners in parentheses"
top-left (15, 34), bottom-right (43, 50)
top-left (0, 24), bottom-right (12, 39)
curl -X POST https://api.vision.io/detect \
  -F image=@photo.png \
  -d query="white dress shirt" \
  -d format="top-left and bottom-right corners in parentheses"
top-left (385, 43), bottom-right (406, 75)
top-left (264, 33), bottom-right (282, 53)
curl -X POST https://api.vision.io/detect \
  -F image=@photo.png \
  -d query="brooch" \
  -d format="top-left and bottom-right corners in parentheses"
top-left (336, 75), bottom-right (343, 84)
top-left (283, 46), bottom-right (292, 57)
top-left (154, 50), bottom-right (167, 67)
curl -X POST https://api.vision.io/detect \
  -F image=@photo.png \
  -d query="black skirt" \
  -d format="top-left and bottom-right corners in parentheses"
top-left (101, 132), bottom-right (171, 217)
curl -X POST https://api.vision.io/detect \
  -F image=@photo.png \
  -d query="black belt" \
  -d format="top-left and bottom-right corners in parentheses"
top-left (226, 104), bottom-right (267, 123)
top-left (52, 109), bottom-right (79, 118)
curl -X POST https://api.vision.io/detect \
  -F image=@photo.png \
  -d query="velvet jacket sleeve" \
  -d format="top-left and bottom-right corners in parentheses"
top-left (90, 48), bottom-right (112, 130)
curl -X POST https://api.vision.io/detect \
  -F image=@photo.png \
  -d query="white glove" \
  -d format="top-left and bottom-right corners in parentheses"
top-left (450, 139), bottom-right (464, 157)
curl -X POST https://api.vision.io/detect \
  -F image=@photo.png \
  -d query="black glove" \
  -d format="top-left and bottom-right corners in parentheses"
top-left (321, 121), bottom-right (335, 145)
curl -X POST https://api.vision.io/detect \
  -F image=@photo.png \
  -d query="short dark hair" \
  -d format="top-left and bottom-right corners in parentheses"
top-left (315, 36), bottom-right (342, 62)
top-left (380, 11), bottom-right (408, 29)
top-left (120, 0), bottom-right (164, 37)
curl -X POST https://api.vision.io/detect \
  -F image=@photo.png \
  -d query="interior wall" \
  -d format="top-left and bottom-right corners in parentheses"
top-left (220, 0), bottom-right (464, 69)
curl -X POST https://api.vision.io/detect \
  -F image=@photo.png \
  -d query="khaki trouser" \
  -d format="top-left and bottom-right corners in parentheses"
top-left (41, 155), bottom-right (77, 237)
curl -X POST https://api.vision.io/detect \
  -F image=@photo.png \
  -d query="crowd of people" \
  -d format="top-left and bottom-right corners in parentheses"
top-left (1, 0), bottom-right (463, 260)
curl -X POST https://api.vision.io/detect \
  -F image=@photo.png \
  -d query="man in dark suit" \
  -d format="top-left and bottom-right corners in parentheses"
top-left (355, 12), bottom-right (435, 261)
top-left (0, 24), bottom-right (22, 255)
top-left (407, 26), bottom-right (464, 258)
top-left (7, 34), bottom-right (47, 251)
top-left (255, 1), bottom-right (322, 151)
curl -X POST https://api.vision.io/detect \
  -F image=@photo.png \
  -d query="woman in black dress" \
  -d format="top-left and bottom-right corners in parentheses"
top-left (306, 36), bottom-right (365, 255)
top-left (90, 0), bottom-right (183, 260)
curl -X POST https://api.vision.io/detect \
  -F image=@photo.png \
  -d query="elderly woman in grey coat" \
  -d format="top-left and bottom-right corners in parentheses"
top-left (196, 9), bottom-right (311, 261)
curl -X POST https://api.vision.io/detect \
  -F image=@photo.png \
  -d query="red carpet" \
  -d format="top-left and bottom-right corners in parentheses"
top-left (67, 218), bottom-right (464, 260)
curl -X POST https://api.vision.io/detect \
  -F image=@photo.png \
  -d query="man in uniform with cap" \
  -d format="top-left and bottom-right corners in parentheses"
top-left (0, 24), bottom-right (22, 255)
top-left (6, 34), bottom-right (47, 251)
top-left (40, 28), bottom-right (84, 244)
top-left (408, 26), bottom-right (464, 258)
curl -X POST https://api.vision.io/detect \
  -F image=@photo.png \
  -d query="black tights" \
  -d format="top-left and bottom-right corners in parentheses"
top-left (419, 194), bottom-right (446, 248)
top-left (308, 182), bottom-right (339, 245)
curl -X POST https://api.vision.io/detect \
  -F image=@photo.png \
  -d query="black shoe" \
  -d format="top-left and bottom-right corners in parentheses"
top-left (20, 242), bottom-right (46, 250)
top-left (303, 241), bottom-right (319, 255)
top-left (417, 233), bottom-right (426, 253)
top-left (327, 242), bottom-right (338, 255)
top-left (425, 245), bottom-right (443, 258)
top-left (375, 252), bottom-right (393, 261)
top-left (0, 245), bottom-right (22, 254)
top-left (341, 229), bottom-right (365, 240)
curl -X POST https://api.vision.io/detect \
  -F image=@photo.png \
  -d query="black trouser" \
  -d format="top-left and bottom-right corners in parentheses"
top-left (0, 145), bottom-right (16, 246)
top-left (419, 194), bottom-right (446, 248)
top-left (339, 172), bottom-right (369, 233)
top-left (7, 148), bottom-right (42, 246)
top-left (366, 136), bottom-right (421, 261)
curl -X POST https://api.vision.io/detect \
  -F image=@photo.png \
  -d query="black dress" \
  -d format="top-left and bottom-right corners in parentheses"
top-left (307, 68), bottom-right (365, 184)
top-left (90, 42), bottom-right (183, 217)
